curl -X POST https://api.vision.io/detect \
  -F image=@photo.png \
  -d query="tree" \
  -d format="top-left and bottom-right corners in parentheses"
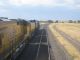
top-left (73, 21), bottom-right (76, 23)
top-left (77, 20), bottom-right (80, 23)
top-left (48, 20), bottom-right (53, 23)
top-left (55, 20), bottom-right (58, 23)
top-left (68, 20), bottom-right (73, 23)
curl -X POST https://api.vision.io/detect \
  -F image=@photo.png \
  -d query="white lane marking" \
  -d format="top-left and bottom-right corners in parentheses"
top-left (20, 44), bottom-right (23, 48)
top-left (16, 48), bottom-right (20, 52)
top-left (36, 30), bottom-right (43, 60)
top-left (27, 43), bottom-right (40, 45)
top-left (34, 35), bottom-right (41, 38)
top-left (28, 43), bottom-right (48, 45)
top-left (42, 35), bottom-right (46, 36)
top-left (46, 28), bottom-right (51, 60)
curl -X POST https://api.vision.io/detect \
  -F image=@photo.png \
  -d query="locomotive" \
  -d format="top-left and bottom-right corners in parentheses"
top-left (0, 19), bottom-right (39, 60)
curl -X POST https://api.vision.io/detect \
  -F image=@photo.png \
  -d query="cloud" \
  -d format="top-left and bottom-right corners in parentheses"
top-left (64, 0), bottom-right (75, 5)
top-left (7, 0), bottom-right (80, 9)
top-left (0, 1), bottom-right (7, 12)
top-left (8, 0), bottom-right (74, 5)
top-left (0, 0), bottom-right (80, 9)
top-left (0, 1), bottom-right (5, 7)
top-left (9, 0), bottom-right (57, 6)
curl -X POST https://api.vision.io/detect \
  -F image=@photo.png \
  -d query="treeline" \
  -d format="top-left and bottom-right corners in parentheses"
top-left (48, 20), bottom-right (80, 23)
top-left (0, 17), bottom-right (80, 23)
top-left (68, 20), bottom-right (80, 23)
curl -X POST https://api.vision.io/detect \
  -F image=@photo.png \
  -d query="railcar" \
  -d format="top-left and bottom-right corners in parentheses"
top-left (0, 19), bottom-right (39, 60)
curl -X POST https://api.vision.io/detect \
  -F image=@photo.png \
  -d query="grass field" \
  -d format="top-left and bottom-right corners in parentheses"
top-left (55, 23), bottom-right (80, 42)
top-left (49, 23), bottom-right (80, 60)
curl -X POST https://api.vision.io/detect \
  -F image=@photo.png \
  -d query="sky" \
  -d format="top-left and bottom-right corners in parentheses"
top-left (0, 0), bottom-right (80, 20)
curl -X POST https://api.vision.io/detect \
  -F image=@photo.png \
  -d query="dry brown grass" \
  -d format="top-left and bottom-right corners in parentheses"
top-left (55, 23), bottom-right (80, 42)
top-left (49, 23), bottom-right (80, 60)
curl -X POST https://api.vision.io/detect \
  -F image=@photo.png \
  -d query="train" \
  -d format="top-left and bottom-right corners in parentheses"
top-left (0, 19), bottom-right (40, 60)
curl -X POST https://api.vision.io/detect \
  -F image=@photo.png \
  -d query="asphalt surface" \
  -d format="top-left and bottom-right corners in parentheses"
top-left (15, 24), bottom-right (49, 60)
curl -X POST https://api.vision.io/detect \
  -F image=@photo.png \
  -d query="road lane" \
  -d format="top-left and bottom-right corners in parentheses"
top-left (37, 45), bottom-right (48, 60)
top-left (15, 24), bottom-right (49, 60)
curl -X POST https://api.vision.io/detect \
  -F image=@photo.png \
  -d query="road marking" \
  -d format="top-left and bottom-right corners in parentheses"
top-left (34, 35), bottom-right (41, 38)
top-left (41, 35), bottom-right (47, 36)
top-left (49, 24), bottom-right (80, 60)
top-left (46, 29), bottom-right (51, 60)
top-left (36, 30), bottom-right (43, 60)
top-left (27, 43), bottom-right (40, 45)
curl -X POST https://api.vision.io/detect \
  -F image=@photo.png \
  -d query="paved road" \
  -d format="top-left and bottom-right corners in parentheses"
top-left (15, 24), bottom-right (50, 60)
